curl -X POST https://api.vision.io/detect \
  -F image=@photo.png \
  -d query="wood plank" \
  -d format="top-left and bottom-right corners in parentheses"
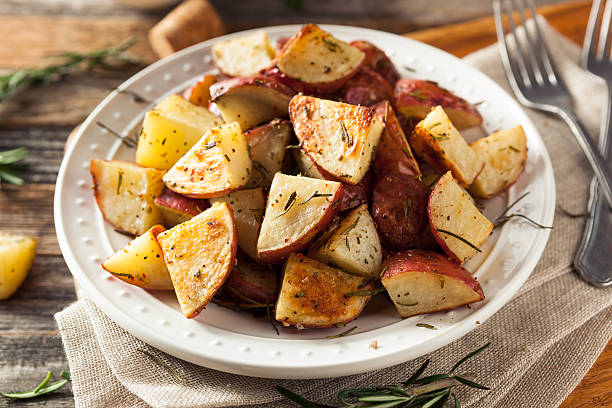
top-left (406, 0), bottom-right (592, 57)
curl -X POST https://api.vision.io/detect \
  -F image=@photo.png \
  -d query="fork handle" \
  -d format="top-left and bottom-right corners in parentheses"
top-left (557, 106), bottom-right (612, 209)
top-left (574, 81), bottom-right (612, 287)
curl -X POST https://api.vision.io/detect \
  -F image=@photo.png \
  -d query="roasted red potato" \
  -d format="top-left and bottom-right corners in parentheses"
top-left (275, 253), bottom-right (376, 328)
top-left (350, 40), bottom-right (401, 86)
top-left (395, 79), bottom-right (482, 130)
top-left (275, 24), bottom-right (365, 93)
top-left (157, 202), bottom-right (238, 318)
top-left (222, 254), bottom-right (278, 304)
top-left (371, 174), bottom-right (430, 251)
top-left (210, 75), bottom-right (295, 130)
top-left (429, 172), bottom-right (493, 264)
top-left (381, 250), bottom-right (484, 318)
top-left (341, 67), bottom-right (394, 107)
top-left (244, 119), bottom-right (292, 188)
top-left (154, 188), bottom-right (209, 227)
top-left (212, 31), bottom-right (276, 77)
top-left (372, 101), bottom-right (421, 178)
top-left (183, 74), bottom-right (216, 107)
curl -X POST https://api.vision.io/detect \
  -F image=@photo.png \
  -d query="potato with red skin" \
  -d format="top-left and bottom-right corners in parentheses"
top-left (222, 254), bottom-right (278, 304)
top-left (350, 40), bottom-right (401, 86)
top-left (183, 74), bottom-right (216, 107)
top-left (371, 174), bottom-right (429, 251)
top-left (154, 188), bottom-right (209, 226)
top-left (372, 101), bottom-right (421, 178)
top-left (395, 79), bottom-right (482, 130)
top-left (341, 67), bottom-right (394, 107)
top-left (381, 250), bottom-right (484, 318)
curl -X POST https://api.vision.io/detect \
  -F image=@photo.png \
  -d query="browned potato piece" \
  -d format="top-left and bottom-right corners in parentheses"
top-left (371, 174), bottom-right (429, 251)
top-left (381, 250), bottom-right (484, 318)
top-left (154, 188), bottom-right (209, 227)
top-left (349, 40), bottom-right (401, 86)
top-left (163, 122), bottom-right (252, 199)
top-left (429, 172), bottom-right (493, 264)
top-left (102, 225), bottom-right (174, 291)
top-left (275, 253), bottom-right (376, 328)
top-left (212, 31), bottom-right (275, 77)
top-left (395, 79), bottom-right (482, 130)
top-left (183, 74), bottom-right (216, 107)
top-left (244, 119), bottom-right (292, 188)
top-left (410, 106), bottom-right (484, 187)
top-left (469, 126), bottom-right (528, 199)
top-left (275, 24), bottom-right (365, 93)
top-left (157, 202), bottom-right (237, 318)
top-left (341, 67), bottom-right (394, 107)
top-left (372, 101), bottom-right (421, 178)
top-left (257, 174), bottom-right (343, 264)
top-left (90, 159), bottom-right (165, 235)
top-left (289, 95), bottom-right (383, 185)
top-left (222, 254), bottom-right (278, 304)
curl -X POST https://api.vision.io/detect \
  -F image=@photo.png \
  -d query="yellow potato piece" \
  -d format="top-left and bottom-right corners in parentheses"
top-left (0, 232), bottom-right (37, 300)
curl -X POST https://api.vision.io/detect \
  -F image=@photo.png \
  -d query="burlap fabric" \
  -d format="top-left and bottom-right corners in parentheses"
top-left (55, 18), bottom-right (612, 408)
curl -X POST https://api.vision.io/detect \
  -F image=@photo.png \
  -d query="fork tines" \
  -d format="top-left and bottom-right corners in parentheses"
top-left (583, 0), bottom-right (612, 69)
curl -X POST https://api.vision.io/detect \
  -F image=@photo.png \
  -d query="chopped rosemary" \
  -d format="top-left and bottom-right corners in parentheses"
top-left (357, 278), bottom-right (371, 289)
top-left (401, 146), bottom-right (413, 159)
top-left (136, 349), bottom-right (186, 383)
top-left (404, 65), bottom-right (417, 72)
top-left (116, 170), bottom-right (124, 195)
top-left (409, 90), bottom-right (428, 100)
top-left (298, 190), bottom-right (332, 205)
top-left (436, 229), bottom-right (482, 252)
top-left (273, 191), bottom-right (297, 220)
top-left (508, 145), bottom-right (520, 152)
top-left (339, 121), bottom-right (353, 147)
top-left (345, 287), bottom-right (385, 297)
top-left (0, 147), bottom-right (27, 187)
top-left (109, 271), bottom-right (133, 278)
top-left (285, 144), bottom-right (302, 150)
top-left (252, 160), bottom-right (268, 176)
top-left (322, 37), bottom-right (340, 52)
top-left (494, 192), bottom-right (552, 229)
top-left (1, 371), bottom-right (71, 400)
top-left (294, 290), bottom-right (306, 298)
top-left (96, 121), bottom-right (138, 148)
top-left (277, 343), bottom-right (491, 407)
top-left (416, 323), bottom-right (437, 330)
top-left (326, 325), bottom-right (357, 339)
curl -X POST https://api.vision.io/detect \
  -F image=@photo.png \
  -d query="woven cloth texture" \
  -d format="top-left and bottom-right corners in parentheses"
top-left (55, 17), bottom-right (612, 408)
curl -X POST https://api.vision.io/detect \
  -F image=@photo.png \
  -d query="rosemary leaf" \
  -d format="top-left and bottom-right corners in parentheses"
top-left (0, 147), bottom-right (27, 187)
top-left (33, 371), bottom-right (52, 394)
top-left (345, 287), bottom-right (385, 297)
top-left (273, 191), bottom-right (297, 220)
top-left (326, 325), bottom-right (357, 339)
top-left (136, 349), bottom-right (186, 383)
top-left (450, 342), bottom-right (491, 373)
top-left (299, 190), bottom-right (332, 205)
top-left (402, 359), bottom-right (430, 386)
top-left (1, 372), bottom-right (69, 400)
top-left (453, 376), bottom-right (490, 390)
top-left (435, 229), bottom-right (481, 252)
top-left (416, 323), bottom-right (437, 330)
top-left (275, 386), bottom-right (330, 408)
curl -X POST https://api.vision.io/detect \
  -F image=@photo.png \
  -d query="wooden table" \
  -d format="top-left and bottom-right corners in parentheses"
top-left (0, 1), bottom-right (609, 406)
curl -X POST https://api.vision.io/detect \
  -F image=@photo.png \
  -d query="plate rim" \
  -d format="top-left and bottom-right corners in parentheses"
top-left (54, 24), bottom-right (556, 379)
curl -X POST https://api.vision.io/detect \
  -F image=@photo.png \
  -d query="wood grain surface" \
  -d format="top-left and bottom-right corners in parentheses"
top-left (0, 1), bottom-right (609, 407)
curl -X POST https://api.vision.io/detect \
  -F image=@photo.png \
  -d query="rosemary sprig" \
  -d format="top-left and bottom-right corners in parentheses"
top-left (494, 192), bottom-right (552, 229)
top-left (273, 191), bottom-right (297, 220)
top-left (344, 287), bottom-right (385, 297)
top-left (299, 190), bottom-right (332, 205)
top-left (136, 349), bottom-right (186, 383)
top-left (277, 343), bottom-right (491, 407)
top-left (0, 147), bottom-right (28, 187)
top-left (326, 325), bottom-right (357, 339)
top-left (2, 371), bottom-right (71, 400)
top-left (0, 37), bottom-right (138, 104)
top-left (435, 229), bottom-right (482, 252)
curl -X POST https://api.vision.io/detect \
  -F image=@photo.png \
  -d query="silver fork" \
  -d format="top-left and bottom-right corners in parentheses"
top-left (574, 0), bottom-right (612, 287)
top-left (493, 0), bottom-right (612, 209)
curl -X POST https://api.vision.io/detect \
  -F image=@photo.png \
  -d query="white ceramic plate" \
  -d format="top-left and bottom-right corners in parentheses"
top-left (55, 25), bottom-right (555, 379)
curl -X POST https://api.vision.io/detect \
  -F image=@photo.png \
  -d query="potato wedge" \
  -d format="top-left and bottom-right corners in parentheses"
top-left (136, 94), bottom-right (222, 170)
top-left (395, 79), bottom-right (482, 130)
top-left (210, 75), bottom-right (294, 130)
top-left (371, 174), bottom-right (430, 251)
top-left (157, 202), bottom-right (237, 318)
top-left (289, 95), bottom-right (383, 185)
top-left (222, 254), bottom-right (278, 304)
top-left (91, 159), bottom-right (165, 235)
top-left (308, 204), bottom-right (382, 278)
top-left (183, 74), bottom-right (216, 107)
top-left (372, 101), bottom-right (421, 178)
top-left (0, 232), bottom-right (37, 300)
top-left (341, 67), bottom-right (394, 107)
top-left (469, 126), bottom-right (528, 199)
top-left (244, 119), bottom-right (292, 188)
top-left (163, 122), bottom-right (252, 198)
top-left (102, 225), bottom-right (173, 290)
top-left (210, 188), bottom-right (265, 260)
top-left (429, 172), bottom-right (493, 263)
top-left (381, 250), bottom-right (484, 318)
top-left (154, 188), bottom-right (209, 227)
top-left (257, 173), bottom-right (343, 264)
top-left (275, 24), bottom-right (365, 93)
top-left (410, 106), bottom-right (484, 187)
top-left (212, 31), bottom-right (276, 77)
top-left (349, 40), bottom-right (400, 86)
top-left (275, 253), bottom-right (376, 328)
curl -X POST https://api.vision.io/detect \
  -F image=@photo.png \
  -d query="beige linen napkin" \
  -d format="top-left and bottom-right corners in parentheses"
top-left (55, 18), bottom-right (612, 408)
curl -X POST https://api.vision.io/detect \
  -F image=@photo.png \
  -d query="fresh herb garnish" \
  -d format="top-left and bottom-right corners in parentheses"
top-left (277, 343), bottom-right (491, 407)
top-left (508, 145), bottom-right (520, 152)
top-left (494, 192), bottom-right (552, 229)
top-left (339, 121), bottom-right (353, 147)
top-left (96, 121), bottom-right (138, 148)
top-left (326, 325), bottom-right (357, 339)
top-left (0, 38), bottom-right (138, 104)
top-left (322, 37), bottom-right (340, 53)
top-left (416, 323), bottom-right (437, 330)
top-left (345, 287), bottom-right (385, 297)
top-left (116, 170), bottom-right (124, 195)
top-left (1, 371), bottom-right (71, 400)
top-left (299, 190), bottom-right (332, 205)
top-left (0, 147), bottom-right (28, 187)
top-left (109, 271), bottom-right (133, 278)
top-left (136, 349), bottom-right (186, 383)
top-left (294, 290), bottom-right (306, 298)
top-left (436, 229), bottom-right (482, 252)
top-left (273, 191), bottom-right (297, 220)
